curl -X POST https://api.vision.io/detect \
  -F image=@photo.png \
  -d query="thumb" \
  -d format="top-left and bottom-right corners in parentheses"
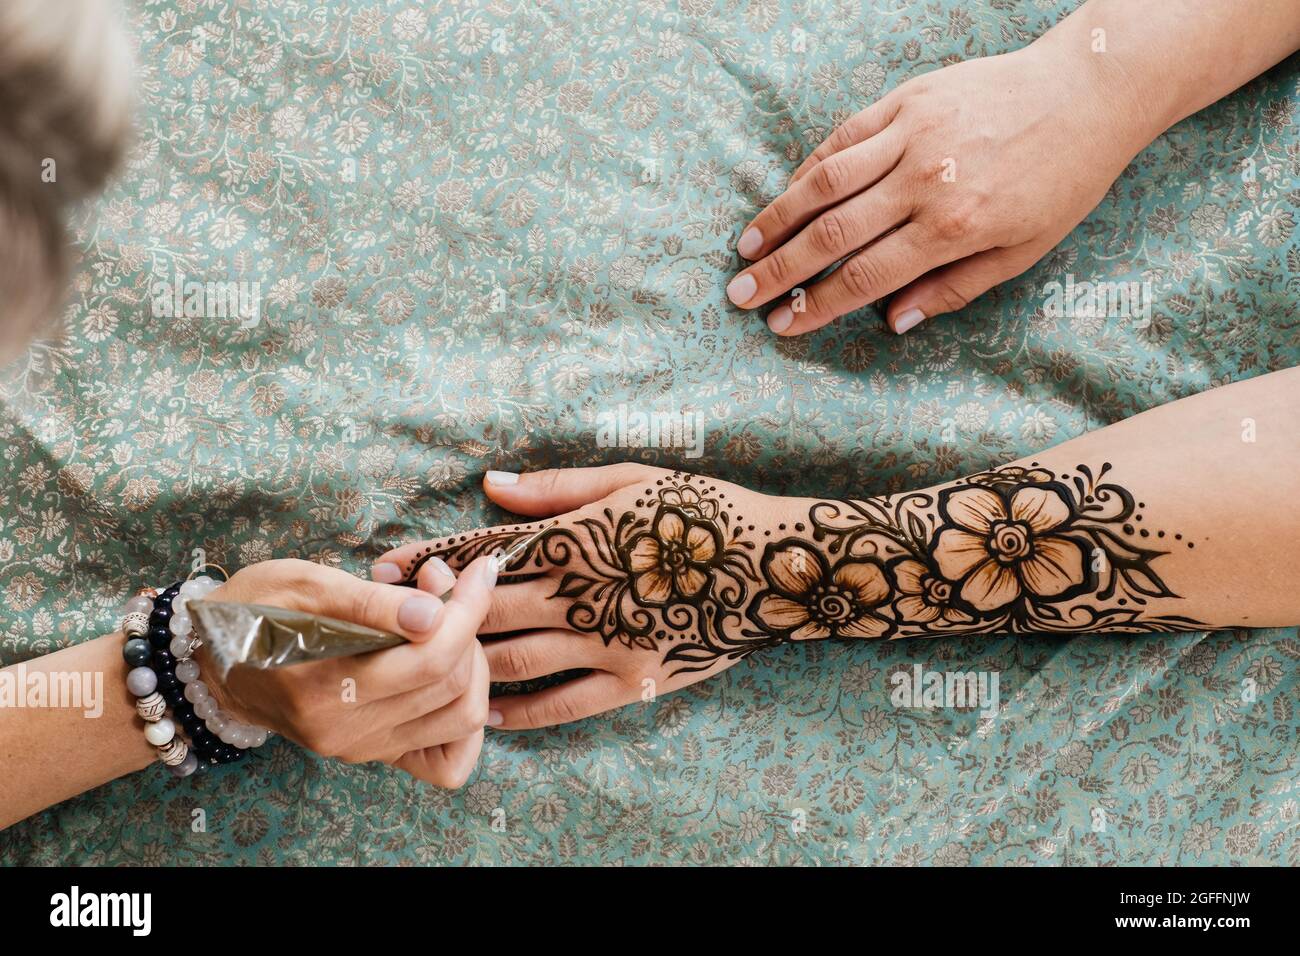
top-left (887, 245), bottom-right (1041, 333)
top-left (483, 463), bottom-right (672, 516)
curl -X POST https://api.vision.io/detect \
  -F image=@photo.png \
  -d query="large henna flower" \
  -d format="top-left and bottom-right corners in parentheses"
top-left (749, 541), bottom-right (893, 641)
top-left (625, 507), bottom-right (721, 605)
top-left (932, 482), bottom-right (1088, 613)
top-left (891, 558), bottom-right (973, 626)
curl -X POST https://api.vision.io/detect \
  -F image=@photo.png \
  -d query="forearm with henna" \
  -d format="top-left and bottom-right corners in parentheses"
top-left (397, 370), bottom-right (1299, 687)
top-left (405, 461), bottom-right (1213, 678)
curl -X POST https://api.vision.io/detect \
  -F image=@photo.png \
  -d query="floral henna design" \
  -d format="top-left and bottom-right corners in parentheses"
top-left (405, 464), bottom-right (1208, 676)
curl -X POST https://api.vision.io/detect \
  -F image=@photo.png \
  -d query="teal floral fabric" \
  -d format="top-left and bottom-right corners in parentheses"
top-left (2, 0), bottom-right (1299, 865)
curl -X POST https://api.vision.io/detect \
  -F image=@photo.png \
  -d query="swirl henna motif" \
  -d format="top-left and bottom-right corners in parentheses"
top-left (402, 464), bottom-right (1209, 675)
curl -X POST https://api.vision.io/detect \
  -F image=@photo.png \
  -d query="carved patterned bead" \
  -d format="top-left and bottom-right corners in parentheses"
top-left (121, 611), bottom-right (150, 638)
top-left (157, 737), bottom-right (188, 767)
top-left (136, 692), bottom-right (167, 722)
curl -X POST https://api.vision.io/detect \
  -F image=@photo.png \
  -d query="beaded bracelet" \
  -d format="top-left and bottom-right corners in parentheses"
top-left (121, 573), bottom-right (270, 776)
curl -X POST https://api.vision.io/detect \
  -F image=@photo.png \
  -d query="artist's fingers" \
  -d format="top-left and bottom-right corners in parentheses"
top-left (385, 642), bottom-right (491, 754)
top-left (343, 556), bottom-right (496, 697)
top-left (482, 463), bottom-right (673, 516)
top-left (737, 127), bottom-right (904, 261)
top-left (237, 559), bottom-right (447, 643)
top-left (354, 636), bottom-right (477, 715)
top-left (484, 629), bottom-right (617, 681)
top-left (393, 729), bottom-right (485, 788)
top-left (787, 94), bottom-right (902, 185)
top-left (489, 672), bottom-right (633, 730)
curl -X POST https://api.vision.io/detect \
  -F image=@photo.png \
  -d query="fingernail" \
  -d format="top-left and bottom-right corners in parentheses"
top-left (737, 227), bottom-right (762, 259)
top-left (481, 556), bottom-right (500, 589)
top-left (486, 709), bottom-right (504, 727)
top-left (427, 556), bottom-right (455, 583)
top-left (370, 562), bottom-right (402, 584)
top-left (767, 305), bottom-right (793, 334)
top-left (397, 595), bottom-right (441, 633)
top-left (726, 273), bottom-right (757, 306)
top-left (894, 308), bottom-right (925, 334)
top-left (486, 470), bottom-right (518, 486)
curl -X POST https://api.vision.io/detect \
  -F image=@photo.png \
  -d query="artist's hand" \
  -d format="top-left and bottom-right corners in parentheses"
top-left (195, 556), bottom-right (493, 787)
top-left (727, 38), bottom-right (1152, 335)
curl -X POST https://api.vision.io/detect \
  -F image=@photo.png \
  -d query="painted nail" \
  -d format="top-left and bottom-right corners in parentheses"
top-left (485, 470), bottom-right (519, 485)
top-left (894, 308), bottom-right (926, 334)
top-left (486, 709), bottom-right (504, 727)
top-left (767, 305), bottom-right (793, 334)
top-left (370, 562), bottom-right (402, 584)
top-left (397, 595), bottom-right (441, 633)
top-left (737, 227), bottom-right (762, 259)
top-left (726, 273), bottom-right (757, 306)
top-left (427, 556), bottom-right (455, 582)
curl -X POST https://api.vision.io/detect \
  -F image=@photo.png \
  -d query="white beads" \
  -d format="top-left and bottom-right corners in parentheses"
top-left (144, 716), bottom-right (176, 746)
top-left (169, 635), bottom-right (197, 659)
top-left (175, 659), bottom-right (200, 684)
top-left (169, 612), bottom-right (192, 637)
top-left (194, 696), bottom-right (218, 720)
top-left (136, 692), bottom-right (167, 722)
top-left (247, 727), bottom-right (269, 748)
top-left (207, 712), bottom-right (228, 734)
top-left (122, 595), bottom-right (153, 616)
top-left (184, 680), bottom-right (209, 704)
top-left (158, 737), bottom-right (188, 767)
top-left (180, 575), bottom-right (221, 599)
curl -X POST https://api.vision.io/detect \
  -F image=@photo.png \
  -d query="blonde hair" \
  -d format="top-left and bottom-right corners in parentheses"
top-left (0, 0), bottom-right (133, 361)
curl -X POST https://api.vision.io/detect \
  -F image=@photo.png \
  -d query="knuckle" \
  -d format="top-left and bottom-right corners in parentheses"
top-left (350, 583), bottom-right (386, 630)
top-left (763, 248), bottom-right (791, 286)
top-left (930, 202), bottom-right (981, 243)
top-left (455, 697), bottom-right (489, 737)
top-left (814, 211), bottom-right (849, 253)
top-left (439, 761), bottom-right (474, 790)
top-left (535, 468), bottom-right (564, 498)
top-left (931, 277), bottom-right (971, 313)
top-left (840, 255), bottom-right (883, 300)
top-left (497, 643), bottom-right (534, 680)
top-left (762, 199), bottom-right (789, 233)
top-left (810, 157), bottom-right (846, 199)
top-left (447, 650), bottom-right (475, 695)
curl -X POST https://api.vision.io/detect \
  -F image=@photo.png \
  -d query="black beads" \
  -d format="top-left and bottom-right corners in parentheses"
top-left (150, 605), bottom-right (172, 626)
top-left (152, 649), bottom-right (176, 671)
top-left (122, 638), bottom-right (152, 667)
top-left (148, 626), bottom-right (173, 649)
top-left (162, 684), bottom-right (186, 706)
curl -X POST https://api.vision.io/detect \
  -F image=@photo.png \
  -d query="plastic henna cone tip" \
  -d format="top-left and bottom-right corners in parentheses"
top-left (490, 521), bottom-right (556, 574)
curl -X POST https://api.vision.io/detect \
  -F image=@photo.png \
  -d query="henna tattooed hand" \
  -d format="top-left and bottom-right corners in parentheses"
top-left (372, 461), bottom-right (1205, 730)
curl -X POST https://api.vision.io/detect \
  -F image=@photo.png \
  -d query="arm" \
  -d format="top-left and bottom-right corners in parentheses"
top-left (374, 367), bottom-right (1300, 727)
top-left (726, 0), bottom-right (1300, 336)
top-left (0, 558), bottom-right (496, 831)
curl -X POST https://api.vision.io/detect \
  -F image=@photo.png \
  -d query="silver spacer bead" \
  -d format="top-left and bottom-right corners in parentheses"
top-left (158, 737), bottom-right (188, 767)
top-left (121, 611), bottom-right (150, 638)
top-left (136, 692), bottom-right (167, 722)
